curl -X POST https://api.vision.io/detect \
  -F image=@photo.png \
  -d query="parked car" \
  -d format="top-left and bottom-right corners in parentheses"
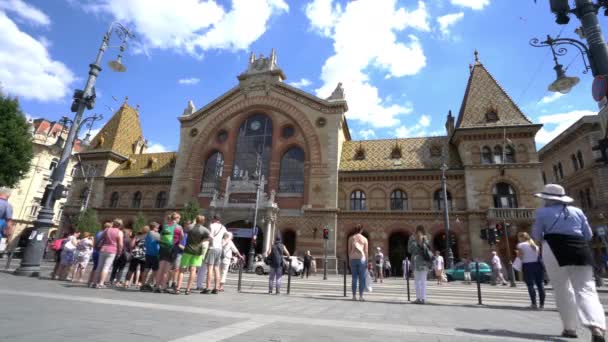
top-left (253, 259), bottom-right (271, 275)
top-left (283, 256), bottom-right (303, 276)
top-left (445, 261), bottom-right (492, 283)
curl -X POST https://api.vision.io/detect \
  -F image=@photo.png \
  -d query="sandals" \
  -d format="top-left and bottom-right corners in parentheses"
top-left (560, 330), bottom-right (578, 338)
top-left (185, 289), bottom-right (191, 295)
top-left (173, 289), bottom-right (181, 295)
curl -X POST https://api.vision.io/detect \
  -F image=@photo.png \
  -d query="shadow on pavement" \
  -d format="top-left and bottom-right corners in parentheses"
top-left (455, 328), bottom-right (568, 342)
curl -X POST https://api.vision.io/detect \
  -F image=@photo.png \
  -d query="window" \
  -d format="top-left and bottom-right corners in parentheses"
top-left (281, 125), bottom-right (295, 139)
top-left (434, 190), bottom-right (453, 211)
top-left (390, 190), bottom-right (408, 210)
top-left (542, 172), bottom-right (547, 185)
top-left (493, 146), bottom-right (503, 164)
top-left (232, 114), bottom-right (273, 184)
top-left (553, 165), bottom-right (559, 182)
top-left (390, 146), bottom-right (402, 159)
top-left (492, 183), bottom-right (518, 209)
top-left (558, 162), bottom-right (564, 179)
top-left (485, 111), bottom-right (499, 122)
top-left (132, 191), bottom-right (142, 208)
top-left (481, 146), bottom-right (493, 164)
top-left (49, 158), bottom-right (59, 170)
top-left (109, 192), bottom-right (119, 208)
top-left (155, 191), bottom-right (167, 208)
top-left (79, 188), bottom-right (88, 201)
top-left (571, 154), bottom-right (579, 171)
top-left (579, 190), bottom-right (587, 210)
top-left (354, 146), bottom-right (365, 160)
top-left (217, 130), bottom-right (228, 143)
top-left (577, 151), bottom-right (585, 169)
top-left (278, 147), bottom-right (305, 193)
top-left (586, 188), bottom-right (593, 209)
top-left (350, 190), bottom-right (366, 210)
top-left (505, 146), bottom-right (515, 163)
top-left (201, 151), bottom-right (224, 193)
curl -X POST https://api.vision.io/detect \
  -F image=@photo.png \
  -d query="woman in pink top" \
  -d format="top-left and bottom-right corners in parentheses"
top-left (93, 218), bottom-right (123, 288)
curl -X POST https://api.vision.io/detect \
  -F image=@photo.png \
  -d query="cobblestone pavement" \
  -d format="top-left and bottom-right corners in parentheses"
top-left (0, 268), bottom-right (602, 342)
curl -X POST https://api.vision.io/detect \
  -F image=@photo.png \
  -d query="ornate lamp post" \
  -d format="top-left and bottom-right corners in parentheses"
top-left (15, 22), bottom-right (134, 277)
top-left (440, 163), bottom-right (455, 269)
top-left (247, 154), bottom-right (264, 272)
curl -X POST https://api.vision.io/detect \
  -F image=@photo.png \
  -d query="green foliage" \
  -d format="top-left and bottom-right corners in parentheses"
top-left (132, 211), bottom-right (146, 234)
top-left (180, 200), bottom-right (200, 226)
top-left (0, 93), bottom-right (33, 187)
top-left (75, 208), bottom-right (101, 233)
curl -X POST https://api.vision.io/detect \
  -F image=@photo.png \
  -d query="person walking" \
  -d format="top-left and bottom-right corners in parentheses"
top-left (175, 215), bottom-right (209, 295)
top-left (72, 232), bottom-right (93, 283)
top-left (462, 255), bottom-right (472, 285)
top-left (124, 226), bottom-right (148, 289)
top-left (433, 251), bottom-right (445, 285)
top-left (374, 247), bottom-right (384, 283)
top-left (516, 232), bottom-right (545, 310)
top-left (408, 225), bottom-right (432, 304)
top-left (0, 187), bottom-right (14, 240)
top-left (402, 257), bottom-right (411, 280)
top-left (348, 225), bottom-right (368, 301)
top-left (155, 213), bottom-right (183, 293)
top-left (491, 251), bottom-right (508, 286)
top-left (532, 184), bottom-right (605, 341)
top-left (384, 259), bottom-right (392, 278)
top-left (202, 216), bottom-right (226, 294)
top-left (219, 231), bottom-right (242, 292)
top-left (267, 236), bottom-right (290, 295)
top-left (140, 222), bottom-right (161, 291)
top-left (302, 250), bottom-right (313, 279)
top-left (94, 218), bottom-right (124, 288)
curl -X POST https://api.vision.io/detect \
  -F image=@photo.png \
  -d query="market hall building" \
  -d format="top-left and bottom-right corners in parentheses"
top-left (64, 50), bottom-right (544, 274)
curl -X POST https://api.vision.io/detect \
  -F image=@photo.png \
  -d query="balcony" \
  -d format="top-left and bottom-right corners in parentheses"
top-left (487, 208), bottom-right (536, 221)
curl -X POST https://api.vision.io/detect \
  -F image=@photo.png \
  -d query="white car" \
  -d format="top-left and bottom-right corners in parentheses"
top-left (253, 259), bottom-right (271, 275)
top-left (253, 256), bottom-right (303, 276)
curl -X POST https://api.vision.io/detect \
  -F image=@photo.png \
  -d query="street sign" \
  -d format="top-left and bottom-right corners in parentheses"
top-left (593, 75), bottom-right (607, 102)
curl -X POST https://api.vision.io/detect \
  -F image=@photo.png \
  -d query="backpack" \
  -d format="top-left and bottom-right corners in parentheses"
top-left (268, 243), bottom-right (284, 268)
top-left (375, 253), bottom-right (383, 265)
top-left (421, 243), bottom-right (433, 262)
top-left (51, 238), bottom-right (64, 252)
top-left (132, 237), bottom-right (146, 261)
top-left (160, 223), bottom-right (176, 248)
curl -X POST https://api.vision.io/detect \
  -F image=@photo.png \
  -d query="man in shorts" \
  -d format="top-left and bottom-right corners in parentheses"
top-left (202, 215), bottom-right (226, 294)
top-left (174, 215), bottom-right (209, 295)
top-left (155, 213), bottom-right (183, 293)
top-left (140, 222), bottom-right (160, 292)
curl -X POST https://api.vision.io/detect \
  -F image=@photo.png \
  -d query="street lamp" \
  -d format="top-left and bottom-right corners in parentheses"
top-left (14, 22), bottom-right (134, 277)
top-left (440, 163), bottom-right (455, 269)
top-left (247, 154), bottom-right (263, 273)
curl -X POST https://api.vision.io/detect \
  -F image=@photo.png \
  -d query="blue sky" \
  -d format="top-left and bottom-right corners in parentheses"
top-left (1, 0), bottom-right (606, 153)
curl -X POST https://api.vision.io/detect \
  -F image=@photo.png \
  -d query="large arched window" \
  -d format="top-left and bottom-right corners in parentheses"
top-left (481, 146), bottom-right (493, 164)
top-left (232, 114), bottom-right (273, 185)
top-left (390, 190), bottom-right (408, 210)
top-left (350, 190), bottom-right (366, 210)
top-left (132, 191), bottom-right (142, 208)
top-left (109, 192), bottom-right (119, 208)
top-left (493, 146), bottom-right (503, 164)
top-left (505, 146), bottom-right (515, 163)
top-left (434, 190), bottom-right (452, 211)
top-left (155, 191), bottom-right (167, 208)
top-left (201, 151), bottom-right (224, 193)
top-left (493, 182), bottom-right (518, 208)
top-left (278, 147), bottom-right (305, 193)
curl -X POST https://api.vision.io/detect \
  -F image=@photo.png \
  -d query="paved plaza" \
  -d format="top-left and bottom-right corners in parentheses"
top-left (0, 265), bottom-right (605, 341)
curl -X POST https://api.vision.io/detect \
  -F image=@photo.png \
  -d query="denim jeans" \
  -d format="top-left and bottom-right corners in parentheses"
top-left (351, 259), bottom-right (366, 296)
top-left (522, 261), bottom-right (545, 306)
top-left (269, 267), bottom-right (283, 292)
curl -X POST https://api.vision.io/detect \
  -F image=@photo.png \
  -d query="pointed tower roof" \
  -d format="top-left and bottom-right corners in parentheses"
top-left (455, 50), bottom-right (533, 129)
top-left (88, 97), bottom-right (144, 156)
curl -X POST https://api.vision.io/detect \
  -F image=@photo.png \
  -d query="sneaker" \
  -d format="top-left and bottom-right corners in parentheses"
top-left (529, 304), bottom-right (538, 310)
top-left (201, 288), bottom-right (210, 294)
top-left (211, 289), bottom-right (219, 294)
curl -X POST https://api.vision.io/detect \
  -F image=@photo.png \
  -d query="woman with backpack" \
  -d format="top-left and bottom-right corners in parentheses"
top-left (124, 225), bottom-right (149, 289)
top-left (267, 236), bottom-right (290, 295)
top-left (50, 233), bottom-right (68, 280)
top-left (408, 225), bottom-right (432, 304)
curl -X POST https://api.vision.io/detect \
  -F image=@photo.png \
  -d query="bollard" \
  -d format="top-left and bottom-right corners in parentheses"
top-left (343, 260), bottom-right (347, 297)
top-left (287, 258), bottom-right (292, 295)
top-left (476, 262), bottom-right (482, 305)
top-left (406, 264), bottom-right (411, 302)
top-left (237, 259), bottom-right (243, 293)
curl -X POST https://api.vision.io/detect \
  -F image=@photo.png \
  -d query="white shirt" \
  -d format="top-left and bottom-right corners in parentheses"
top-left (491, 255), bottom-right (502, 270)
top-left (209, 222), bottom-right (226, 249)
top-left (222, 240), bottom-right (238, 264)
top-left (517, 242), bottom-right (539, 264)
top-left (433, 255), bottom-right (444, 270)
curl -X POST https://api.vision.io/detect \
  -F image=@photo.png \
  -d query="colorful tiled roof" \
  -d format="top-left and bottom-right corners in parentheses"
top-left (456, 58), bottom-right (532, 129)
top-left (339, 137), bottom-right (462, 171)
top-left (109, 152), bottom-right (176, 178)
top-left (88, 102), bottom-right (144, 156)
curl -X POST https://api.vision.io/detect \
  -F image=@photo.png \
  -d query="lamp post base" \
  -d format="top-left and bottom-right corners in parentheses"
top-left (247, 246), bottom-right (256, 273)
top-left (14, 208), bottom-right (54, 277)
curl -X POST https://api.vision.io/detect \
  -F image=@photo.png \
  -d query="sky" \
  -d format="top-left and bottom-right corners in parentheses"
top-left (1, 0), bottom-right (607, 153)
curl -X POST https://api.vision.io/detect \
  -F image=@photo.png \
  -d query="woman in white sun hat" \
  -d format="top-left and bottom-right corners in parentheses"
top-left (531, 184), bottom-right (605, 341)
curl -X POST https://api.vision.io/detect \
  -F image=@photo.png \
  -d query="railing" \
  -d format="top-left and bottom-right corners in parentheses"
top-left (487, 208), bottom-right (536, 220)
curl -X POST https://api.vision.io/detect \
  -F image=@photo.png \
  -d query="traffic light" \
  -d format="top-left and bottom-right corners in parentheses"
top-left (322, 228), bottom-right (329, 240)
top-left (488, 227), bottom-right (497, 245)
top-left (480, 228), bottom-right (488, 241)
top-left (495, 224), bottom-right (503, 242)
top-left (592, 138), bottom-right (608, 164)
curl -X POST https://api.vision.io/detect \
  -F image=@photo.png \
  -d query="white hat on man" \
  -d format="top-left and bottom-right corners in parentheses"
top-left (533, 184), bottom-right (574, 203)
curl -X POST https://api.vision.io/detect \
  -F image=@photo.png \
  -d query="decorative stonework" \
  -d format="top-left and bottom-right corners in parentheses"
top-left (189, 128), bottom-right (198, 137)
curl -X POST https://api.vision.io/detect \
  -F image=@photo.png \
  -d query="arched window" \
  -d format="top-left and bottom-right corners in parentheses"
top-left (492, 182), bottom-right (518, 208)
top-left (571, 154), bottom-right (579, 171)
top-left (542, 172), bottom-right (547, 185)
top-left (49, 158), bottom-right (59, 170)
top-left (493, 146), bottom-right (503, 164)
top-left (434, 190), bottom-right (452, 211)
top-left (79, 188), bottom-right (88, 201)
top-left (201, 151), bottom-right (224, 193)
top-left (505, 146), bottom-right (515, 163)
top-left (558, 162), bottom-right (564, 179)
top-left (278, 147), bottom-right (305, 193)
top-left (579, 190), bottom-right (587, 210)
top-left (155, 191), bottom-right (167, 208)
top-left (232, 114), bottom-right (273, 185)
top-left (132, 191), bottom-right (142, 208)
top-left (553, 165), bottom-right (559, 181)
top-left (481, 146), bottom-right (493, 164)
top-left (109, 192), bottom-right (119, 208)
top-left (350, 190), bottom-right (366, 210)
top-left (577, 151), bottom-right (585, 169)
top-left (586, 188), bottom-right (593, 209)
top-left (390, 190), bottom-right (407, 210)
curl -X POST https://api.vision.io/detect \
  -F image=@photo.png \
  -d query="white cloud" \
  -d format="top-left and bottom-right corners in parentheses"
top-left (437, 12), bottom-right (464, 37)
top-left (538, 92), bottom-right (564, 105)
top-left (393, 114), bottom-right (433, 137)
top-left (82, 0), bottom-right (288, 58)
top-left (535, 110), bottom-right (595, 145)
top-left (0, 0), bottom-right (51, 26)
top-left (288, 78), bottom-right (312, 88)
top-left (359, 129), bottom-right (376, 140)
top-left (0, 11), bottom-right (75, 101)
top-left (418, 114), bottom-right (431, 127)
top-left (450, 0), bottom-right (490, 10)
top-left (178, 77), bottom-right (200, 85)
top-left (147, 142), bottom-right (169, 153)
top-left (306, 0), bottom-right (429, 127)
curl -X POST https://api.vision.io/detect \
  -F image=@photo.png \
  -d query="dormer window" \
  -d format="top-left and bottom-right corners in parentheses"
top-left (430, 145), bottom-right (442, 157)
top-left (354, 145), bottom-right (365, 160)
top-left (390, 145), bottom-right (402, 159)
top-left (146, 157), bottom-right (158, 168)
top-left (485, 110), bottom-right (499, 122)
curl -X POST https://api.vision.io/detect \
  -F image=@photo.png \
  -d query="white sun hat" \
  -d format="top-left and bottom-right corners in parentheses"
top-left (534, 184), bottom-right (574, 203)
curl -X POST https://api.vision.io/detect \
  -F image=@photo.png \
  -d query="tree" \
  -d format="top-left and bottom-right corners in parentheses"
top-left (0, 93), bottom-right (33, 187)
top-left (132, 211), bottom-right (146, 234)
top-left (180, 200), bottom-right (200, 226)
top-left (75, 208), bottom-right (101, 233)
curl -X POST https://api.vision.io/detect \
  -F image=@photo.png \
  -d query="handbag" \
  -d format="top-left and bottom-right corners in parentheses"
top-left (95, 230), bottom-right (107, 250)
top-left (364, 270), bottom-right (373, 292)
